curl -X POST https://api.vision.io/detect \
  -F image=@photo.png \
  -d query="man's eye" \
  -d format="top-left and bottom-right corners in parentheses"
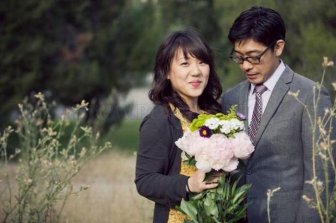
top-left (233, 56), bottom-right (243, 61)
top-left (248, 57), bottom-right (259, 62)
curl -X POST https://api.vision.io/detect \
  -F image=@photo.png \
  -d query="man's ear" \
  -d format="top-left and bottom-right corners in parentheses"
top-left (275, 40), bottom-right (285, 57)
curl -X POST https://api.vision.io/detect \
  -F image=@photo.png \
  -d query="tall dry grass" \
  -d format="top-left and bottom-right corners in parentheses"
top-left (61, 150), bottom-right (153, 223)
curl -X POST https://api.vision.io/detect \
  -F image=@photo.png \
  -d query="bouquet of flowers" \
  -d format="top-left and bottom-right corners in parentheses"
top-left (175, 106), bottom-right (254, 223)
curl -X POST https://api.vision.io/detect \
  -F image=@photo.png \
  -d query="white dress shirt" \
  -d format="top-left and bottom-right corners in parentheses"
top-left (248, 61), bottom-right (286, 125)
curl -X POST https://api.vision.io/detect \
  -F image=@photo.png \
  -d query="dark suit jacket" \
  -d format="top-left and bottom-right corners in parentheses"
top-left (135, 105), bottom-right (189, 223)
top-left (222, 65), bottom-right (334, 223)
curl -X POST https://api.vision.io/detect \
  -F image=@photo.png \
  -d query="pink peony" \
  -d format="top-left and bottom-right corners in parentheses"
top-left (195, 153), bottom-right (212, 173)
top-left (230, 132), bottom-right (255, 159)
top-left (175, 115), bottom-right (254, 174)
top-left (175, 131), bottom-right (208, 157)
top-left (194, 134), bottom-right (239, 172)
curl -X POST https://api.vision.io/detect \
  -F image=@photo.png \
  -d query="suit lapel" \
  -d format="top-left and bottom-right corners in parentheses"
top-left (253, 66), bottom-right (294, 146)
top-left (238, 81), bottom-right (250, 165)
top-left (238, 81), bottom-right (250, 131)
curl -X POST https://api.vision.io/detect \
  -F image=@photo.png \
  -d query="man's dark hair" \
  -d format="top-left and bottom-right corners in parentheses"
top-left (228, 6), bottom-right (286, 47)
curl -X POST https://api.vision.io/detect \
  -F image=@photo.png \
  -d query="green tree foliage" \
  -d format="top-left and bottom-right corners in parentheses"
top-left (0, 0), bottom-right (160, 129)
top-left (276, 0), bottom-right (336, 88)
top-left (0, 0), bottom-right (56, 125)
top-left (156, 0), bottom-right (336, 92)
top-left (0, 0), bottom-right (335, 128)
top-left (235, 0), bottom-right (335, 93)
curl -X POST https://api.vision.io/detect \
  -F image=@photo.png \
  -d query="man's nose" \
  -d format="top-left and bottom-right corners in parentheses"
top-left (241, 60), bottom-right (253, 71)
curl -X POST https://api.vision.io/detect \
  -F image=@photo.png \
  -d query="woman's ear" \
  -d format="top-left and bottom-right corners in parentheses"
top-left (275, 40), bottom-right (285, 57)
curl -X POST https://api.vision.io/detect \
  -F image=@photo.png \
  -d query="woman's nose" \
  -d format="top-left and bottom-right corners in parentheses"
top-left (191, 63), bottom-right (201, 76)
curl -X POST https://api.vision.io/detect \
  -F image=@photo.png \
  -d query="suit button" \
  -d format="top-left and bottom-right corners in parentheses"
top-left (246, 170), bottom-right (252, 175)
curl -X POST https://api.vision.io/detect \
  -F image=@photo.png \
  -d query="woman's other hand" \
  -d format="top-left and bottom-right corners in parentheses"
top-left (187, 170), bottom-right (219, 193)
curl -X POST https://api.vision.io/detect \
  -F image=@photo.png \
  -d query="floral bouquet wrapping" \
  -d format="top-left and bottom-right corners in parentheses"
top-left (175, 106), bottom-right (254, 223)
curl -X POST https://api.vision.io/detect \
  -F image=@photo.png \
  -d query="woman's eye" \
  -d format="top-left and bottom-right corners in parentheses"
top-left (180, 62), bottom-right (188, 66)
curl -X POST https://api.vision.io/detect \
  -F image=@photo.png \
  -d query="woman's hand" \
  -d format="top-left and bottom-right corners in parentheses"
top-left (187, 170), bottom-right (219, 193)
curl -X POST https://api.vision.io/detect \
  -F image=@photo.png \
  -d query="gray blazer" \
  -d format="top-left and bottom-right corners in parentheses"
top-left (222, 65), bottom-right (334, 223)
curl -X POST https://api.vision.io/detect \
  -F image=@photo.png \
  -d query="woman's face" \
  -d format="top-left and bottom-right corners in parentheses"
top-left (168, 48), bottom-right (210, 107)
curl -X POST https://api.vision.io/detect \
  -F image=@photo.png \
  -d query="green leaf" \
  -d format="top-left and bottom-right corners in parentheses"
top-left (204, 200), bottom-right (219, 218)
top-left (177, 159), bottom-right (252, 222)
top-left (179, 199), bottom-right (198, 222)
top-left (191, 191), bottom-right (206, 200)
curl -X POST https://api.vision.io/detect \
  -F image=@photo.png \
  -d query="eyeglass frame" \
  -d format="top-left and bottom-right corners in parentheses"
top-left (230, 43), bottom-right (275, 65)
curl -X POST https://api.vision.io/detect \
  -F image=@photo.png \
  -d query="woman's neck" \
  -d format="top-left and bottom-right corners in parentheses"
top-left (186, 100), bottom-right (200, 114)
top-left (177, 93), bottom-right (201, 113)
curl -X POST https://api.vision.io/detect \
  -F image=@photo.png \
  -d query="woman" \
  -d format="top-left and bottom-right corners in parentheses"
top-left (135, 29), bottom-right (223, 223)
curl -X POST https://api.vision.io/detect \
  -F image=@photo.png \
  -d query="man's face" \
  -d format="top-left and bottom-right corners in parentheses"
top-left (232, 39), bottom-right (285, 85)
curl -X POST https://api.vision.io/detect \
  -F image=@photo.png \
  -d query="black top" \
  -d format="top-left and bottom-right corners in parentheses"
top-left (135, 105), bottom-right (189, 223)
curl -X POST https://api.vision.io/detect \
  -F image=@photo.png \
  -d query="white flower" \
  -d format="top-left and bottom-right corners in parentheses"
top-left (219, 119), bottom-right (244, 134)
top-left (204, 118), bottom-right (221, 130)
top-left (230, 119), bottom-right (244, 130)
top-left (219, 120), bottom-right (231, 134)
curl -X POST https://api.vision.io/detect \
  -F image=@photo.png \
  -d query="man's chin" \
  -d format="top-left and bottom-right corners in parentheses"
top-left (247, 77), bottom-right (263, 85)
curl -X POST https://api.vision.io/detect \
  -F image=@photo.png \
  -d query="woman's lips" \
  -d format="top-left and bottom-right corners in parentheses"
top-left (189, 80), bottom-right (202, 88)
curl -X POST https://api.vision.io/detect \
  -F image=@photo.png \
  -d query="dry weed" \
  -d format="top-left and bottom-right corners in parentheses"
top-left (61, 150), bottom-right (153, 223)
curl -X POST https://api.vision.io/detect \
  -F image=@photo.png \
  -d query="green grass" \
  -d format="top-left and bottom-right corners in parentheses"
top-left (104, 119), bottom-right (141, 151)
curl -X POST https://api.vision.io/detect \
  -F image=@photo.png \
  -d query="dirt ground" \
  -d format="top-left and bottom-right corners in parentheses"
top-left (61, 150), bottom-right (153, 223)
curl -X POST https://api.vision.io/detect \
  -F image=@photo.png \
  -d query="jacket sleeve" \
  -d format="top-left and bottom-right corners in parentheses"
top-left (135, 111), bottom-right (189, 207)
top-left (296, 85), bottom-right (335, 222)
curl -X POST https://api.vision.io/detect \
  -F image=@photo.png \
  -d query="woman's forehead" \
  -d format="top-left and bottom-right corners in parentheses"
top-left (174, 47), bottom-right (197, 59)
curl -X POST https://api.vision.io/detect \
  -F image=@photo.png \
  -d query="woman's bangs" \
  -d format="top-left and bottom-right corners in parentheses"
top-left (179, 41), bottom-right (210, 64)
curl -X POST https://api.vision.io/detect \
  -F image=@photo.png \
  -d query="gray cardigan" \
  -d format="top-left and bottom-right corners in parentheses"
top-left (135, 105), bottom-right (189, 223)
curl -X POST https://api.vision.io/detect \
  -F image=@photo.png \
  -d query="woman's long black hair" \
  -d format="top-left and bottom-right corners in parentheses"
top-left (149, 28), bottom-right (222, 121)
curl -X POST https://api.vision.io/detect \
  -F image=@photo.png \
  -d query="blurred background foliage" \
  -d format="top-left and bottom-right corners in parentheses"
top-left (0, 0), bottom-right (335, 150)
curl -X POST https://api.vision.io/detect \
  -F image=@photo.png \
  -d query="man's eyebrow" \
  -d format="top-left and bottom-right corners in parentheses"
top-left (233, 49), bottom-right (262, 55)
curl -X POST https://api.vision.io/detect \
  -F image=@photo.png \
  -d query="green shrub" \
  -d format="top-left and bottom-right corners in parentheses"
top-left (0, 93), bottom-right (111, 223)
top-left (104, 119), bottom-right (141, 152)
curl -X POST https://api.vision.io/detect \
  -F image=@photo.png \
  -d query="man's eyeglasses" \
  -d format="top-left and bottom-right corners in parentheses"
top-left (230, 45), bottom-right (273, 65)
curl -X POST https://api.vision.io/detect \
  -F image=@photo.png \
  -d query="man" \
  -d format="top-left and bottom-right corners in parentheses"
top-left (222, 6), bottom-right (334, 223)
